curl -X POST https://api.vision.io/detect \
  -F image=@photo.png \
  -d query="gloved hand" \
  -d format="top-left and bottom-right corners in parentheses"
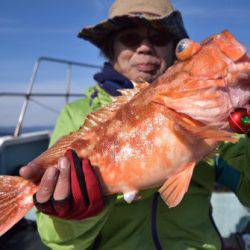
top-left (32, 149), bottom-right (105, 220)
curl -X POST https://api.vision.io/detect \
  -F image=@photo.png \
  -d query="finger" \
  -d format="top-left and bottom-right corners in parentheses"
top-left (82, 159), bottom-right (102, 205)
top-left (36, 167), bottom-right (59, 203)
top-left (53, 157), bottom-right (71, 201)
top-left (19, 162), bottom-right (45, 183)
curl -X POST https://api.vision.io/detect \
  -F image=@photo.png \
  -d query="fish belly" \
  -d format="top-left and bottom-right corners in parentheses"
top-left (89, 115), bottom-right (197, 196)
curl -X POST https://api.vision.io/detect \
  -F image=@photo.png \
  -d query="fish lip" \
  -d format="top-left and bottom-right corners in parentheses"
top-left (227, 83), bottom-right (250, 112)
top-left (225, 58), bottom-right (250, 111)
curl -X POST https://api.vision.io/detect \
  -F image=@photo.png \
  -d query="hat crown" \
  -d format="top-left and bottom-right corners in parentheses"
top-left (109, 0), bottom-right (174, 19)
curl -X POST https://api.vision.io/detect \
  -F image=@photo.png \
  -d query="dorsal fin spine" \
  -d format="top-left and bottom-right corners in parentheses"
top-left (82, 82), bottom-right (150, 132)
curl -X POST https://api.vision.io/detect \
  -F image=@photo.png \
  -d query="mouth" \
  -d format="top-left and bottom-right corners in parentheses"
top-left (226, 56), bottom-right (250, 110)
top-left (174, 57), bottom-right (250, 133)
top-left (134, 57), bottom-right (160, 73)
top-left (135, 63), bottom-right (159, 72)
top-left (228, 84), bottom-right (250, 110)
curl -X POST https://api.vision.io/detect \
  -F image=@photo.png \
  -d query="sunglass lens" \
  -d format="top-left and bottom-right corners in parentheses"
top-left (150, 35), bottom-right (171, 47)
top-left (119, 33), bottom-right (142, 47)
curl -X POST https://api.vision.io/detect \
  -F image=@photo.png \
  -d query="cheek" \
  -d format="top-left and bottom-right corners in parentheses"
top-left (115, 49), bottom-right (136, 74)
top-left (156, 45), bottom-right (175, 70)
top-left (117, 51), bottom-right (133, 67)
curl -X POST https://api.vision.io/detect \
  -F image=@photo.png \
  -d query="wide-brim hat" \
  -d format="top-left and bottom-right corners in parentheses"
top-left (78, 0), bottom-right (188, 50)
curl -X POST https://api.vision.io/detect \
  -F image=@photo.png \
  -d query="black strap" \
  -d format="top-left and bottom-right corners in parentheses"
top-left (91, 233), bottom-right (102, 250)
top-left (151, 192), bottom-right (163, 250)
top-left (71, 150), bottom-right (90, 206)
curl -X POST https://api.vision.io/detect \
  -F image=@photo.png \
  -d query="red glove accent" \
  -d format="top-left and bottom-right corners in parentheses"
top-left (34, 149), bottom-right (105, 220)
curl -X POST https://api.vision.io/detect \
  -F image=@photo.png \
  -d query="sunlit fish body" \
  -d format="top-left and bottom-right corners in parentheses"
top-left (1, 30), bottom-right (250, 236)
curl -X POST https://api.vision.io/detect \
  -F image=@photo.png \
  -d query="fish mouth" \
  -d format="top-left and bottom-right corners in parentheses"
top-left (222, 55), bottom-right (250, 132)
top-left (228, 84), bottom-right (250, 111)
top-left (226, 55), bottom-right (250, 112)
top-left (179, 55), bottom-right (250, 131)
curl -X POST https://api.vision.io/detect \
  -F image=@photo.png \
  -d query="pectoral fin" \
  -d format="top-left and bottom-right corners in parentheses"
top-left (153, 103), bottom-right (237, 143)
top-left (159, 161), bottom-right (196, 208)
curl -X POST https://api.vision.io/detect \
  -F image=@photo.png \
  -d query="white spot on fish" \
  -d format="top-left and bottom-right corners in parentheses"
top-left (154, 137), bottom-right (163, 147)
top-left (115, 144), bottom-right (133, 163)
top-left (19, 194), bottom-right (33, 208)
top-left (106, 126), bottom-right (113, 135)
top-left (154, 113), bottom-right (166, 125)
top-left (18, 182), bottom-right (26, 189)
top-left (144, 119), bottom-right (154, 134)
top-left (95, 153), bottom-right (101, 159)
top-left (107, 120), bottom-right (123, 135)
top-left (108, 171), bottom-right (115, 180)
top-left (117, 127), bottom-right (138, 140)
top-left (157, 126), bottom-right (177, 162)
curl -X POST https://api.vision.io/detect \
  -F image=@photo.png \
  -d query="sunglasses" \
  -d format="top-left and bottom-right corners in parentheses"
top-left (118, 31), bottom-right (171, 48)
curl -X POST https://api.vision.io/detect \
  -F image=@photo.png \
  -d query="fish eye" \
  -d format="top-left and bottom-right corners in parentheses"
top-left (175, 38), bottom-right (201, 61)
top-left (176, 39), bottom-right (189, 53)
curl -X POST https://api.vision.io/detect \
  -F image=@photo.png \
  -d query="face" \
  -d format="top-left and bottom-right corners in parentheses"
top-left (110, 25), bottom-right (175, 83)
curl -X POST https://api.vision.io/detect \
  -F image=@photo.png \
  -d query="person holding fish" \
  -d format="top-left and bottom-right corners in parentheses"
top-left (16, 0), bottom-right (250, 249)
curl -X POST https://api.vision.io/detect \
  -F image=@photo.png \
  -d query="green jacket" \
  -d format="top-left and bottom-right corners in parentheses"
top-left (37, 85), bottom-right (250, 250)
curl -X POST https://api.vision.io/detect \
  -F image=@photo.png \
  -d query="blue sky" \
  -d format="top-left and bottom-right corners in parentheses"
top-left (0, 0), bottom-right (250, 128)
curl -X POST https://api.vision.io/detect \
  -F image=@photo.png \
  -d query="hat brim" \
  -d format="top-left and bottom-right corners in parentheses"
top-left (78, 11), bottom-right (188, 50)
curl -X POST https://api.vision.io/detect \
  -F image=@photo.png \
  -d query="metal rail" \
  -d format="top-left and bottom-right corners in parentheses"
top-left (0, 92), bottom-right (85, 97)
top-left (0, 57), bottom-right (101, 137)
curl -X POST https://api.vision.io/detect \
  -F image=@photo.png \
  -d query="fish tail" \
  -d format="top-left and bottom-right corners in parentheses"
top-left (0, 176), bottom-right (37, 236)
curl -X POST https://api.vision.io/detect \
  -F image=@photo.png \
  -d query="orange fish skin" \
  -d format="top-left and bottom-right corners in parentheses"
top-left (85, 99), bottom-right (214, 195)
top-left (18, 30), bottom-right (250, 197)
top-left (1, 30), bottom-right (250, 235)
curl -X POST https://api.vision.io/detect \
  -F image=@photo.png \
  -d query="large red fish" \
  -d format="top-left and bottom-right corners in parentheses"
top-left (1, 30), bottom-right (250, 236)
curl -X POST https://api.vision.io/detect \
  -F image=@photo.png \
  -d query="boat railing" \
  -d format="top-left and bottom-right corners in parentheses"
top-left (0, 56), bottom-right (101, 137)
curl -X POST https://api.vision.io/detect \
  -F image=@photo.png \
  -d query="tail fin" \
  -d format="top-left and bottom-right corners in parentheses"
top-left (0, 176), bottom-right (37, 236)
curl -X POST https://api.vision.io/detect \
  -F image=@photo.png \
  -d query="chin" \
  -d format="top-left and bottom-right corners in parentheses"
top-left (133, 72), bottom-right (158, 83)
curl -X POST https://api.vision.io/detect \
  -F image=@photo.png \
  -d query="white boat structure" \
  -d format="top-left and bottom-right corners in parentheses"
top-left (0, 56), bottom-right (101, 175)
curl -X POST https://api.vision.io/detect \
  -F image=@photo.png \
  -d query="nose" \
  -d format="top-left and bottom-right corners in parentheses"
top-left (136, 38), bottom-right (155, 55)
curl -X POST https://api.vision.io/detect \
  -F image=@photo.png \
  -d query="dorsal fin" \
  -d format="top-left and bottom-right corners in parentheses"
top-left (33, 82), bottom-right (150, 167)
top-left (82, 81), bottom-right (150, 132)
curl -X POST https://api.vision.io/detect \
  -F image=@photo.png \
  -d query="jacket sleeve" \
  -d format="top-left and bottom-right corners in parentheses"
top-left (36, 100), bottom-right (115, 250)
top-left (216, 135), bottom-right (250, 207)
top-left (48, 105), bottom-right (78, 147)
